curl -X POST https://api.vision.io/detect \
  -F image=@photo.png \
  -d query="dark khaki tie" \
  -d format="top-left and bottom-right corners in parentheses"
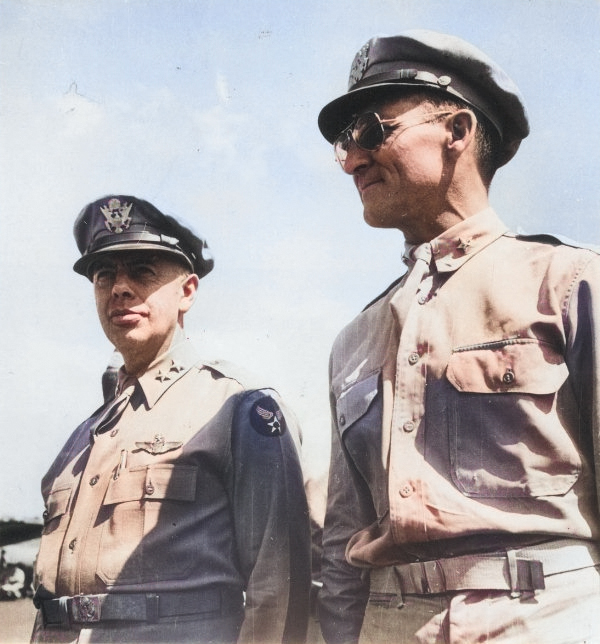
top-left (392, 242), bottom-right (433, 327)
top-left (91, 379), bottom-right (136, 435)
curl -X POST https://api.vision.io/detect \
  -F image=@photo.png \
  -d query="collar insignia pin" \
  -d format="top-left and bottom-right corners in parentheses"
top-left (168, 360), bottom-right (185, 374)
top-left (457, 238), bottom-right (472, 252)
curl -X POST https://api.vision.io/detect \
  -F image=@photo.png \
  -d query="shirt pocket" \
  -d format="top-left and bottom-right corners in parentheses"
top-left (445, 339), bottom-right (580, 498)
top-left (336, 372), bottom-right (387, 506)
top-left (36, 485), bottom-right (73, 589)
top-left (96, 463), bottom-right (198, 586)
top-left (41, 485), bottom-right (72, 533)
top-left (337, 372), bottom-right (380, 438)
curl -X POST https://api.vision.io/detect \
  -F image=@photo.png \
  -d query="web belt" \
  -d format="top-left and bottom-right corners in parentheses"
top-left (369, 539), bottom-right (600, 606)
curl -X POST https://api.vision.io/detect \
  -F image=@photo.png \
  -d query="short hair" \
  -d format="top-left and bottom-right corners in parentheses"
top-left (383, 88), bottom-right (501, 185)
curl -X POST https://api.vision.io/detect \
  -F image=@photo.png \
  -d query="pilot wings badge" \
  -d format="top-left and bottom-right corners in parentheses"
top-left (135, 433), bottom-right (183, 455)
top-left (250, 398), bottom-right (287, 437)
top-left (100, 198), bottom-right (133, 234)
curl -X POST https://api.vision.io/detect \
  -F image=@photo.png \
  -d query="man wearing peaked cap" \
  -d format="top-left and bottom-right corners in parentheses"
top-left (317, 31), bottom-right (600, 644)
top-left (72, 196), bottom-right (215, 280)
top-left (31, 195), bottom-right (311, 643)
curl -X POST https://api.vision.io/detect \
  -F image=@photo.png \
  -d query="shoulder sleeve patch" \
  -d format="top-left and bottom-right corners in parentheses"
top-left (250, 396), bottom-right (287, 437)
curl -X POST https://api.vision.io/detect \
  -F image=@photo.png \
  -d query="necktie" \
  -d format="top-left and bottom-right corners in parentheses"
top-left (392, 242), bottom-right (433, 328)
top-left (90, 379), bottom-right (136, 436)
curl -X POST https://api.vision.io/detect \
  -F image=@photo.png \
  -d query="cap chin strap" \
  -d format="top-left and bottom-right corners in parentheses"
top-left (354, 68), bottom-right (451, 90)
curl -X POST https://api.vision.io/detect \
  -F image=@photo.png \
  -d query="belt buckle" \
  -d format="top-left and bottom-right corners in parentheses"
top-left (71, 595), bottom-right (102, 623)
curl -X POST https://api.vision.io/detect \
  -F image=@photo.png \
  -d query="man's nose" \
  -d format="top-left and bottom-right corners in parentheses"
top-left (341, 141), bottom-right (372, 175)
top-left (111, 268), bottom-right (134, 297)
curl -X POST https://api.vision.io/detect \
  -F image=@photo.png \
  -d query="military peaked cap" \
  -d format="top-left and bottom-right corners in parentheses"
top-left (318, 29), bottom-right (529, 166)
top-left (73, 195), bottom-right (214, 279)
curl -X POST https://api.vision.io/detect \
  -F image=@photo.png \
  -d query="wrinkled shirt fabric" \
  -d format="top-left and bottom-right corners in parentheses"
top-left (33, 334), bottom-right (311, 644)
top-left (318, 209), bottom-right (600, 643)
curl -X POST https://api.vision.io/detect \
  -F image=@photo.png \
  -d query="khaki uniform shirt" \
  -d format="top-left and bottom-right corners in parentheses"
top-left (34, 335), bottom-right (311, 643)
top-left (319, 209), bottom-right (600, 643)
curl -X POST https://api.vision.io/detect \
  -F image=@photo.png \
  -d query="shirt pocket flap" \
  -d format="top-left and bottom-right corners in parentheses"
top-left (103, 464), bottom-right (197, 505)
top-left (447, 340), bottom-right (568, 394)
top-left (43, 485), bottom-right (71, 524)
top-left (337, 372), bottom-right (380, 434)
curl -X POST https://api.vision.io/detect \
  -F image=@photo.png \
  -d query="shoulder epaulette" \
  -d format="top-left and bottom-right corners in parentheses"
top-left (362, 274), bottom-right (406, 312)
top-left (508, 230), bottom-right (600, 253)
top-left (199, 358), bottom-right (269, 391)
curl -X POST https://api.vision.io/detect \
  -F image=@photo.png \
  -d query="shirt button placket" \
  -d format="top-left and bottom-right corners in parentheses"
top-left (402, 420), bottom-right (415, 433)
top-left (399, 483), bottom-right (414, 498)
top-left (408, 351), bottom-right (420, 365)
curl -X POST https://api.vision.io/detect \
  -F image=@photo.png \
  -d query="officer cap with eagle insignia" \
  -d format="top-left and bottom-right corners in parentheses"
top-left (73, 195), bottom-right (214, 280)
top-left (318, 29), bottom-right (529, 167)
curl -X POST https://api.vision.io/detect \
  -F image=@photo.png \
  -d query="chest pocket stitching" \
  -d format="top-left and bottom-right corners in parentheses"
top-left (103, 464), bottom-right (197, 505)
top-left (42, 486), bottom-right (72, 529)
top-left (446, 339), bottom-right (568, 394)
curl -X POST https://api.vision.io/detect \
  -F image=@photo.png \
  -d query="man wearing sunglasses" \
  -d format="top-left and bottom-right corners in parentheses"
top-left (317, 30), bottom-right (600, 644)
top-left (31, 196), bottom-right (311, 643)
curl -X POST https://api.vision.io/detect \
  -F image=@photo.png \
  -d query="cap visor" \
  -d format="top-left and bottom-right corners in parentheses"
top-left (73, 242), bottom-right (193, 277)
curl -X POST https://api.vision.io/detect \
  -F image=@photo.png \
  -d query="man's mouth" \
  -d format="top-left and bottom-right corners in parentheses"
top-left (109, 309), bottom-right (145, 325)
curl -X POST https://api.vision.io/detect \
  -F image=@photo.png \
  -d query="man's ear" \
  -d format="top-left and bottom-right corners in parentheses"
top-left (448, 109), bottom-right (477, 152)
top-left (180, 273), bottom-right (199, 314)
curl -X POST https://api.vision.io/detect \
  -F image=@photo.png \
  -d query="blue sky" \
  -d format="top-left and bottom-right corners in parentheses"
top-left (1, 0), bottom-right (599, 520)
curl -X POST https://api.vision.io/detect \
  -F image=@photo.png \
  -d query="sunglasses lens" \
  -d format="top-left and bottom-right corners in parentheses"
top-left (353, 114), bottom-right (384, 150)
top-left (333, 113), bottom-right (385, 166)
top-left (333, 130), bottom-right (351, 165)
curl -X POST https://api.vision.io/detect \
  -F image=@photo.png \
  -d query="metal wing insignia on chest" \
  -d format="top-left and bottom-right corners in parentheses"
top-left (135, 433), bottom-right (183, 455)
top-left (250, 397), bottom-right (287, 437)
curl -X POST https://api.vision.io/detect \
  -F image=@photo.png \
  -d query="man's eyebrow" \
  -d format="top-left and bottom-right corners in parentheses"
top-left (91, 259), bottom-right (116, 271)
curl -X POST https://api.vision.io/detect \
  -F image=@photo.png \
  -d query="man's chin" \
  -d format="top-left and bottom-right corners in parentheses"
top-left (363, 208), bottom-right (397, 229)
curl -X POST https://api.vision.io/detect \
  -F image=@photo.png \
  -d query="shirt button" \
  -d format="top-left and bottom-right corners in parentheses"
top-left (89, 476), bottom-right (99, 486)
top-left (110, 429), bottom-right (119, 437)
top-left (502, 369), bottom-right (515, 384)
top-left (399, 484), bottom-right (414, 498)
top-left (68, 539), bottom-right (77, 551)
top-left (145, 483), bottom-right (155, 495)
top-left (403, 420), bottom-right (415, 433)
top-left (339, 414), bottom-right (346, 426)
top-left (42, 510), bottom-right (49, 522)
top-left (408, 352), bottom-right (420, 365)
top-left (417, 294), bottom-right (428, 305)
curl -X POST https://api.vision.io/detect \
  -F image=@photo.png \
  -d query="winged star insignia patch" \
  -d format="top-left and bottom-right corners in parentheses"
top-left (100, 198), bottom-right (133, 234)
top-left (135, 433), bottom-right (183, 455)
top-left (250, 397), bottom-right (287, 437)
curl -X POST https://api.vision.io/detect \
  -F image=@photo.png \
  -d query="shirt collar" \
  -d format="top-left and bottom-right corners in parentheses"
top-left (403, 207), bottom-right (508, 274)
top-left (119, 328), bottom-right (201, 409)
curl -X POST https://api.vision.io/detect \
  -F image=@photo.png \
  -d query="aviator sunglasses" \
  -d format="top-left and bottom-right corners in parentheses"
top-left (333, 110), bottom-right (453, 168)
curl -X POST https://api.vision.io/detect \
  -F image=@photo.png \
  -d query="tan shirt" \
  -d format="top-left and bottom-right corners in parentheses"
top-left (34, 336), bottom-right (311, 643)
top-left (319, 208), bottom-right (600, 642)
